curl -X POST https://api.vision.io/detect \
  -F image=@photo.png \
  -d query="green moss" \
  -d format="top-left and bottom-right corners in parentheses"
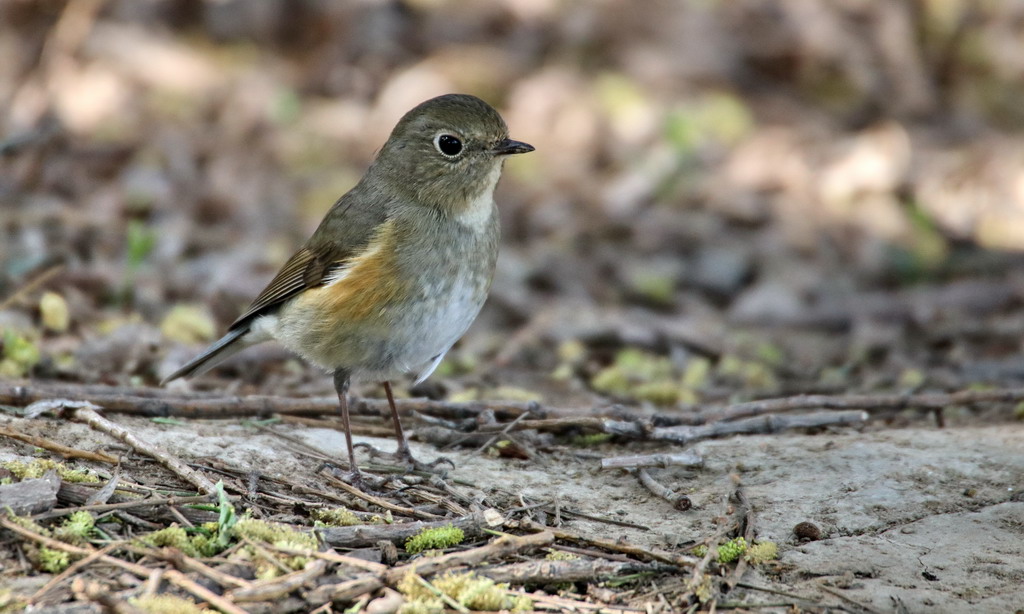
top-left (1, 329), bottom-right (41, 377)
top-left (130, 594), bottom-right (207, 614)
top-left (592, 349), bottom-right (683, 405)
top-left (717, 537), bottom-right (747, 564)
top-left (544, 550), bottom-right (579, 561)
top-left (140, 526), bottom-right (200, 557)
top-left (1, 459), bottom-right (99, 483)
top-left (53, 511), bottom-right (95, 545)
top-left (630, 271), bottom-right (676, 306)
top-left (693, 537), bottom-right (751, 565)
top-left (36, 547), bottom-right (70, 573)
top-left (716, 355), bottom-right (777, 389)
top-left (311, 507), bottom-right (361, 527)
top-left (570, 433), bottom-right (613, 447)
top-left (405, 525), bottom-right (464, 555)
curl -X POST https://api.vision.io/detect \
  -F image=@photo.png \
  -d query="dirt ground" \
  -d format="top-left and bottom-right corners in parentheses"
top-left (2, 409), bottom-right (1021, 612)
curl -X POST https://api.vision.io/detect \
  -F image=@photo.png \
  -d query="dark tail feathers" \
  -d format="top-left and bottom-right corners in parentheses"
top-left (161, 327), bottom-right (250, 385)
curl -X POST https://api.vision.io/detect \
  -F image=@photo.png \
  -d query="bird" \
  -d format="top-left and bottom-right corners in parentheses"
top-left (162, 93), bottom-right (534, 484)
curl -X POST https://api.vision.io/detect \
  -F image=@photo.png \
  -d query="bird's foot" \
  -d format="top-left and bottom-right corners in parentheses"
top-left (354, 442), bottom-right (455, 474)
top-left (316, 462), bottom-right (387, 493)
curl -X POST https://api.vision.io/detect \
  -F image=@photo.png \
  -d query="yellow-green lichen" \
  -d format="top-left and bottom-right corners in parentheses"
top-left (230, 517), bottom-right (319, 578)
top-left (405, 524), bottom-right (464, 555)
top-left (398, 571), bottom-right (531, 613)
top-left (139, 526), bottom-right (203, 558)
top-left (0, 587), bottom-right (27, 614)
top-left (1, 459), bottom-right (99, 483)
top-left (745, 541), bottom-right (778, 564)
top-left (311, 507), bottom-right (361, 527)
top-left (544, 550), bottom-right (579, 561)
top-left (0, 329), bottom-right (41, 377)
top-left (591, 348), bottom-right (698, 405)
top-left (130, 594), bottom-right (207, 614)
top-left (570, 433), bottom-right (613, 447)
top-left (716, 355), bottom-right (777, 389)
top-left (39, 292), bottom-right (70, 333)
top-left (232, 517), bottom-right (318, 551)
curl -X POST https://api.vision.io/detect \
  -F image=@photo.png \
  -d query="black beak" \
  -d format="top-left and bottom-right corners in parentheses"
top-left (491, 138), bottom-right (535, 156)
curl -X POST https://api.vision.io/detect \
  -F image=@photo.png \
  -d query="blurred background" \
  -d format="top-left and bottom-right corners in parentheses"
top-left (4, 0), bottom-right (1024, 410)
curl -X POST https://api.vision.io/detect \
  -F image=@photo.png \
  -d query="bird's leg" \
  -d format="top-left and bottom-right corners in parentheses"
top-left (355, 381), bottom-right (453, 473)
top-left (330, 368), bottom-right (369, 488)
top-left (383, 381), bottom-right (413, 460)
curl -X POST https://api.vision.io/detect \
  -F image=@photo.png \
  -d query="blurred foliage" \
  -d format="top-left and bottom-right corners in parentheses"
top-left (1, 0), bottom-right (1024, 401)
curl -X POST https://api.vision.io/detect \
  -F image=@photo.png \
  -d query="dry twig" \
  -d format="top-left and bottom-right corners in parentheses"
top-left (520, 519), bottom-right (697, 568)
top-left (0, 425), bottom-right (118, 464)
top-left (309, 530), bottom-right (555, 604)
top-left (29, 400), bottom-right (217, 494)
top-left (317, 510), bottom-right (502, 549)
top-left (601, 452), bottom-right (704, 470)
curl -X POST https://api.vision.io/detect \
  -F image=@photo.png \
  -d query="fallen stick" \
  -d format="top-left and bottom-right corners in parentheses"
top-left (1, 381), bottom-right (538, 420)
top-left (5, 381), bottom-right (1018, 431)
top-left (308, 531), bottom-right (554, 604)
top-left (72, 577), bottom-right (146, 614)
top-left (637, 468), bottom-right (692, 511)
top-left (317, 510), bottom-right (500, 549)
top-left (0, 471), bottom-right (59, 515)
top-left (318, 473), bottom-right (443, 521)
top-left (47, 483), bottom-right (217, 524)
top-left (0, 425), bottom-right (118, 464)
top-left (228, 559), bottom-right (327, 602)
top-left (28, 400), bottom-right (217, 494)
top-left (519, 520), bottom-right (697, 568)
top-left (478, 558), bottom-right (666, 584)
top-left (646, 410), bottom-right (869, 445)
top-left (601, 452), bottom-right (704, 470)
top-left (0, 516), bottom-right (246, 614)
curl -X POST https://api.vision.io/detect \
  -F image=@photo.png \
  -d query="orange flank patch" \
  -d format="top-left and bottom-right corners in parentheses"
top-left (296, 220), bottom-right (407, 323)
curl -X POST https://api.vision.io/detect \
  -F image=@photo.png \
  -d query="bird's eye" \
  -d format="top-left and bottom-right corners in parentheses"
top-left (434, 134), bottom-right (463, 157)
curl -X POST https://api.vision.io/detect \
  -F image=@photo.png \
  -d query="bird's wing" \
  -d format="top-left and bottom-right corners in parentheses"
top-left (229, 193), bottom-right (386, 330)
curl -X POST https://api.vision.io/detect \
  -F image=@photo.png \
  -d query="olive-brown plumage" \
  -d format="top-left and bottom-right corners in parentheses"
top-left (163, 94), bottom-right (533, 479)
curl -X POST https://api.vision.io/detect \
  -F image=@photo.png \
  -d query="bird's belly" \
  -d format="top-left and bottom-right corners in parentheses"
top-left (271, 269), bottom-right (487, 380)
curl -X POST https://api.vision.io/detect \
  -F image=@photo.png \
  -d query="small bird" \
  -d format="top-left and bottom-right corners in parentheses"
top-left (162, 94), bottom-right (533, 483)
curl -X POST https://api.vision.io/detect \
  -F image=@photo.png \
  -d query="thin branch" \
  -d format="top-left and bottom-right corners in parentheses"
top-left (637, 468), bottom-right (692, 511)
top-left (308, 531), bottom-right (554, 604)
top-left (36, 400), bottom-right (217, 494)
top-left (0, 425), bottom-right (118, 464)
top-left (519, 519), bottom-right (697, 568)
top-left (601, 452), bottom-right (704, 470)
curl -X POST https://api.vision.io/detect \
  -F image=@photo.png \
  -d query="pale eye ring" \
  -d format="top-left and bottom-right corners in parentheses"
top-left (433, 133), bottom-right (463, 157)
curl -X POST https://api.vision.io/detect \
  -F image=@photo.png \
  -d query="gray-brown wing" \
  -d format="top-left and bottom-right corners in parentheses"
top-left (228, 191), bottom-right (387, 330)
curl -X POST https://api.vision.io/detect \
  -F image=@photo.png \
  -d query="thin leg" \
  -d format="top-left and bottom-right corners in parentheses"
top-left (333, 369), bottom-right (361, 480)
top-left (363, 380), bottom-right (451, 472)
top-left (382, 381), bottom-right (412, 459)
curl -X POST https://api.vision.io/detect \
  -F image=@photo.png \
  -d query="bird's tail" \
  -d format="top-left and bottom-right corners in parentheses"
top-left (161, 327), bottom-right (252, 385)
